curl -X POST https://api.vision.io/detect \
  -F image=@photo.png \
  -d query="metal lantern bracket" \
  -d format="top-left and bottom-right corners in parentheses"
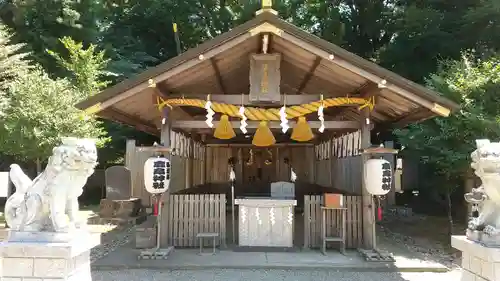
top-left (358, 148), bottom-right (398, 262)
top-left (138, 145), bottom-right (174, 260)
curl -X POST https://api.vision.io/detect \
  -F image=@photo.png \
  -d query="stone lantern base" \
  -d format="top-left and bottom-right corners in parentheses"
top-left (452, 235), bottom-right (500, 281)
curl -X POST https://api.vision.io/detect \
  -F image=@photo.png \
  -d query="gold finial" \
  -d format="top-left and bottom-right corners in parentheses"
top-left (148, 79), bottom-right (156, 88)
top-left (262, 0), bottom-right (272, 9)
top-left (256, 0), bottom-right (277, 16)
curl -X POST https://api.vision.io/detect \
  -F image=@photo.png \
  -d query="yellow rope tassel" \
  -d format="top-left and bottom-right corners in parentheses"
top-left (252, 121), bottom-right (276, 147)
top-left (291, 116), bottom-right (314, 142)
top-left (213, 114), bottom-right (236, 140)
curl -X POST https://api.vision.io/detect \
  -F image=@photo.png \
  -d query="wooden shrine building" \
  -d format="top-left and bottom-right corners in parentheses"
top-left (76, 4), bottom-right (458, 252)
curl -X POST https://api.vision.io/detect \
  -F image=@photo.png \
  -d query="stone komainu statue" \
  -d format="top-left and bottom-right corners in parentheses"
top-left (4, 137), bottom-right (98, 232)
top-left (466, 139), bottom-right (500, 245)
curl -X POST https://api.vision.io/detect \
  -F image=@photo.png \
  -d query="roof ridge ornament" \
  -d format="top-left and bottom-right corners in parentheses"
top-left (256, 0), bottom-right (278, 16)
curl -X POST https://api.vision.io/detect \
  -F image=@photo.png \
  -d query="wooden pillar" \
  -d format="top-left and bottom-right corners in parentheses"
top-left (125, 139), bottom-right (136, 199)
top-left (160, 109), bottom-right (171, 199)
top-left (236, 148), bottom-right (243, 185)
top-left (125, 139), bottom-right (136, 169)
top-left (307, 146), bottom-right (315, 183)
top-left (201, 134), bottom-right (207, 184)
top-left (361, 108), bottom-right (375, 249)
top-left (185, 137), bottom-right (193, 190)
top-left (160, 108), bottom-right (171, 147)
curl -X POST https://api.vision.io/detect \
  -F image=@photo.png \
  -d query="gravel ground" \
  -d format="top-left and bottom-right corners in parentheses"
top-left (92, 269), bottom-right (464, 281)
top-left (90, 225), bottom-right (134, 262)
top-left (378, 212), bottom-right (462, 269)
top-left (379, 226), bottom-right (460, 268)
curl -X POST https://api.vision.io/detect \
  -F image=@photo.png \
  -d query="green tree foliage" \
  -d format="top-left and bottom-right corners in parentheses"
top-left (0, 25), bottom-right (31, 91)
top-left (379, 0), bottom-right (500, 82)
top-left (0, 0), bottom-right (105, 76)
top-left (0, 23), bottom-right (107, 164)
top-left (395, 55), bottom-right (500, 226)
top-left (48, 37), bottom-right (112, 96)
top-left (0, 24), bottom-right (31, 119)
top-left (0, 67), bottom-right (107, 163)
top-left (396, 54), bottom-right (500, 183)
top-left (395, 54), bottom-right (500, 230)
top-left (47, 35), bottom-right (157, 166)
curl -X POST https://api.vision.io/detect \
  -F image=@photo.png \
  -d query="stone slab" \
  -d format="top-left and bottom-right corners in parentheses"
top-left (6, 229), bottom-right (99, 244)
top-left (1, 232), bottom-right (100, 258)
top-left (0, 231), bottom-right (100, 281)
top-left (452, 235), bottom-right (500, 281)
top-left (466, 229), bottom-right (500, 248)
top-left (452, 236), bottom-right (500, 262)
top-left (92, 247), bottom-right (449, 272)
top-left (105, 166), bottom-right (131, 200)
top-left (98, 198), bottom-right (143, 218)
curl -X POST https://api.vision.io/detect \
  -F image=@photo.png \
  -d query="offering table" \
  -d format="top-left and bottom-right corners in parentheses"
top-left (235, 197), bottom-right (296, 247)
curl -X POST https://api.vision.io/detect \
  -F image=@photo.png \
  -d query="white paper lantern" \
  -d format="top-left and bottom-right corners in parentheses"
top-left (364, 158), bottom-right (392, 196)
top-left (144, 157), bottom-right (171, 194)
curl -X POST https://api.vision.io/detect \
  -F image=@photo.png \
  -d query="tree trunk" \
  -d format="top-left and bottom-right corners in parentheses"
top-left (36, 158), bottom-right (42, 175)
top-left (446, 187), bottom-right (454, 242)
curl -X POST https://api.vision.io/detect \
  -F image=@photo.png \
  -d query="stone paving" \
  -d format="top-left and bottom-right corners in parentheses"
top-left (92, 268), bottom-right (464, 281)
top-left (92, 223), bottom-right (450, 273)
top-left (92, 247), bottom-right (449, 272)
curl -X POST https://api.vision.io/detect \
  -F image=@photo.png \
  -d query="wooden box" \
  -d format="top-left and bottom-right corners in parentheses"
top-left (323, 193), bottom-right (343, 208)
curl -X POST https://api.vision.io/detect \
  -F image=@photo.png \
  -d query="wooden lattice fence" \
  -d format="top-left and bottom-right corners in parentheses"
top-left (160, 194), bottom-right (226, 247)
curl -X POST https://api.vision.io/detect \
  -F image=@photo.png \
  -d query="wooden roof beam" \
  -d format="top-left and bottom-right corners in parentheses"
top-left (155, 83), bottom-right (195, 120)
top-left (172, 120), bottom-right (360, 129)
top-left (280, 31), bottom-right (452, 117)
top-left (333, 82), bottom-right (380, 119)
top-left (296, 56), bottom-right (322, 94)
top-left (76, 30), bottom-right (253, 113)
top-left (210, 58), bottom-right (227, 94)
top-left (101, 107), bottom-right (159, 136)
top-left (375, 107), bottom-right (432, 131)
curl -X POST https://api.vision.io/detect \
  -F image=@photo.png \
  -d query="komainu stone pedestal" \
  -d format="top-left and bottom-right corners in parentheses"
top-left (0, 231), bottom-right (100, 281)
top-left (452, 236), bottom-right (500, 281)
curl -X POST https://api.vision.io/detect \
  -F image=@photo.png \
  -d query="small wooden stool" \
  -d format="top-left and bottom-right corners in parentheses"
top-left (196, 232), bottom-right (219, 254)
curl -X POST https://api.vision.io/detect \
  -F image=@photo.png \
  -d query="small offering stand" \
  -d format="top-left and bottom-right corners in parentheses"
top-left (321, 193), bottom-right (347, 255)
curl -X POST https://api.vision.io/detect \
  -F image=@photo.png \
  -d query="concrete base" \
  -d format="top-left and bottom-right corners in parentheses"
top-left (452, 235), bottom-right (500, 281)
top-left (466, 229), bottom-right (500, 248)
top-left (0, 231), bottom-right (100, 280)
top-left (7, 229), bottom-right (93, 243)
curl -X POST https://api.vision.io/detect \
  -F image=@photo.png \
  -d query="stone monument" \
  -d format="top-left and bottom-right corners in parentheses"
top-left (94, 165), bottom-right (144, 225)
top-left (105, 165), bottom-right (132, 200)
top-left (452, 139), bottom-right (500, 281)
top-left (0, 137), bottom-right (100, 281)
